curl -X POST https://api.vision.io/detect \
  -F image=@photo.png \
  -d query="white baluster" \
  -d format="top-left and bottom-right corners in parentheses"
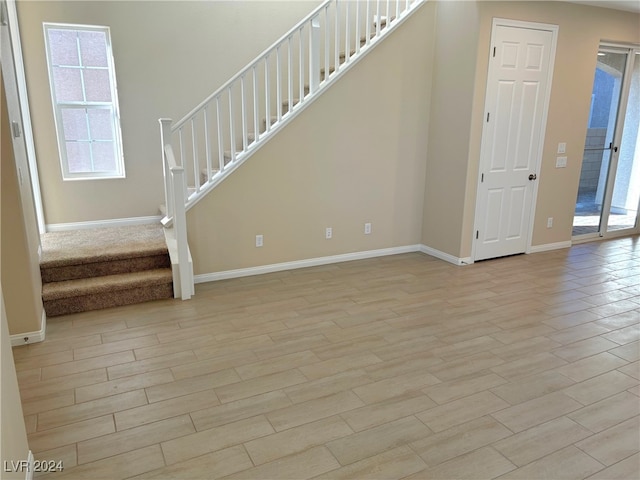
top-left (355, 0), bottom-right (361, 55)
top-left (298, 28), bottom-right (303, 100)
top-left (276, 46), bottom-right (282, 121)
top-left (178, 127), bottom-right (185, 176)
top-left (365, 0), bottom-right (371, 47)
top-left (216, 96), bottom-right (224, 172)
top-left (265, 55), bottom-right (271, 131)
top-left (335, 1), bottom-right (340, 74)
top-left (228, 87), bottom-right (236, 162)
top-left (324, 5), bottom-right (330, 82)
top-left (386, 0), bottom-right (390, 27)
top-left (309, 15), bottom-right (320, 94)
top-left (288, 36), bottom-right (293, 115)
top-left (253, 66), bottom-right (259, 141)
top-left (159, 118), bottom-right (173, 221)
top-left (191, 118), bottom-right (199, 193)
top-left (240, 74), bottom-right (247, 151)
top-left (204, 106), bottom-right (211, 184)
top-left (345, 1), bottom-right (350, 63)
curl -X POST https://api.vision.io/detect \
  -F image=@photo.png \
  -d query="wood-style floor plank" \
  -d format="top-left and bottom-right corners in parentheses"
top-left (13, 236), bottom-right (640, 479)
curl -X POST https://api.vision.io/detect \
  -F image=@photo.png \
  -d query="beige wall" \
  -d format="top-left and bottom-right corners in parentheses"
top-left (188, 2), bottom-right (436, 274)
top-left (458, 0), bottom-right (640, 258)
top-left (17, 0), bottom-right (321, 225)
top-left (1, 73), bottom-right (31, 475)
top-left (422, 0), bottom-right (480, 257)
top-left (1, 70), bottom-right (43, 336)
top-left (0, 287), bottom-right (30, 479)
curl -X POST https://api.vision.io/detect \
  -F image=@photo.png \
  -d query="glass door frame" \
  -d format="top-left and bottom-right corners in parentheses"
top-left (573, 42), bottom-right (640, 242)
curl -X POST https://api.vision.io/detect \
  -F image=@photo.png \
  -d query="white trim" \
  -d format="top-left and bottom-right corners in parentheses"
top-left (529, 241), bottom-right (572, 254)
top-left (46, 215), bottom-right (162, 232)
top-left (11, 310), bottom-right (46, 346)
top-left (5, 0), bottom-right (45, 234)
top-left (195, 245), bottom-right (423, 283)
top-left (419, 245), bottom-right (472, 266)
top-left (25, 451), bottom-right (34, 480)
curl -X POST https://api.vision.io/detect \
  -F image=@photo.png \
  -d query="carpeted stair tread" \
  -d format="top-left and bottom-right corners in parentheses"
top-left (41, 254), bottom-right (170, 283)
top-left (43, 282), bottom-right (173, 317)
top-left (40, 224), bottom-right (168, 269)
top-left (42, 268), bottom-right (173, 301)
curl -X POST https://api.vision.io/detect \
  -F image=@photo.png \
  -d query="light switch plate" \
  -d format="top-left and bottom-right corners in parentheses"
top-left (556, 156), bottom-right (567, 168)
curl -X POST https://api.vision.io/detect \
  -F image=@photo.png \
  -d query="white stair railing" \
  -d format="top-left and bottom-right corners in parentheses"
top-left (159, 0), bottom-right (425, 298)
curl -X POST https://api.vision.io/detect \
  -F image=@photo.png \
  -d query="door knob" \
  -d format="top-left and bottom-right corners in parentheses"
top-left (528, 173), bottom-right (537, 181)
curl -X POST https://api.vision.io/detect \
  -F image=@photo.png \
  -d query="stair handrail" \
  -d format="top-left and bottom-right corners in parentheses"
top-left (162, 0), bottom-right (422, 221)
top-left (171, 0), bottom-right (333, 133)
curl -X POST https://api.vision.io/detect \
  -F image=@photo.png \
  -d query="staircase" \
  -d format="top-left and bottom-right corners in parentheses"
top-left (40, 224), bottom-right (174, 317)
top-left (160, 0), bottom-right (425, 299)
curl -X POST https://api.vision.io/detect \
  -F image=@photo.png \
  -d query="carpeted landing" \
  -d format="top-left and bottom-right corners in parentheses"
top-left (40, 224), bottom-right (174, 317)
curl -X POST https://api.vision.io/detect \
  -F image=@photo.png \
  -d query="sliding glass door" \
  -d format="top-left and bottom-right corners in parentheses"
top-left (573, 45), bottom-right (640, 239)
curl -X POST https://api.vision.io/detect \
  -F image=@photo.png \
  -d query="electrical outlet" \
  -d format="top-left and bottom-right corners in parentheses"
top-left (364, 223), bottom-right (372, 235)
top-left (255, 234), bottom-right (263, 247)
top-left (325, 227), bottom-right (332, 239)
top-left (557, 142), bottom-right (566, 154)
top-left (547, 217), bottom-right (553, 228)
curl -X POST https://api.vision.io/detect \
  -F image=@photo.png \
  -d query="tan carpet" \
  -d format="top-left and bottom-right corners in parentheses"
top-left (40, 224), bottom-right (168, 268)
top-left (40, 224), bottom-right (174, 317)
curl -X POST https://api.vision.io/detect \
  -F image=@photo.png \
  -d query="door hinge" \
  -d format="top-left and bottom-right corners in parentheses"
top-left (493, 46), bottom-right (496, 57)
top-left (481, 173), bottom-right (484, 183)
top-left (486, 112), bottom-right (490, 122)
top-left (476, 230), bottom-right (479, 240)
top-left (11, 121), bottom-right (21, 138)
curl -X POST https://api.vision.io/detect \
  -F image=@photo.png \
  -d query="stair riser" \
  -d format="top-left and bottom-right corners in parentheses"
top-left (41, 255), bottom-right (171, 283)
top-left (43, 283), bottom-right (173, 317)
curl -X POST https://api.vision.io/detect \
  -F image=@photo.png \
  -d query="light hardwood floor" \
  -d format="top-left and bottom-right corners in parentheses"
top-left (13, 236), bottom-right (640, 479)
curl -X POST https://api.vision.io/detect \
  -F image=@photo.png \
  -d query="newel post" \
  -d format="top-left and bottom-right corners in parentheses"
top-left (171, 165), bottom-right (193, 300)
top-left (159, 118), bottom-right (174, 220)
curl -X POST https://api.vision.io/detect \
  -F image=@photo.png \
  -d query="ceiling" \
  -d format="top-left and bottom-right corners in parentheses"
top-left (566, 1), bottom-right (640, 13)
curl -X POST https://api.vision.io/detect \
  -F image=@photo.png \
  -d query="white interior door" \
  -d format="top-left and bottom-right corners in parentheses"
top-left (474, 20), bottom-right (556, 261)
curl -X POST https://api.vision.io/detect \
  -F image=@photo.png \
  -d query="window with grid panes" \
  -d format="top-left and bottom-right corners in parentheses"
top-left (44, 24), bottom-right (124, 179)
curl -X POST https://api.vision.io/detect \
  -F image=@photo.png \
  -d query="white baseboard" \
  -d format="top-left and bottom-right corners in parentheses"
top-left (195, 245), bottom-right (423, 283)
top-left (11, 310), bottom-right (46, 346)
top-left (46, 215), bottom-right (162, 232)
top-left (529, 241), bottom-right (572, 254)
top-left (25, 451), bottom-right (34, 480)
top-left (419, 244), bottom-right (471, 266)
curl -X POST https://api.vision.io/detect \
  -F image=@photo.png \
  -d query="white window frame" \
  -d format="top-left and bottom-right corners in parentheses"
top-left (43, 23), bottom-right (124, 180)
